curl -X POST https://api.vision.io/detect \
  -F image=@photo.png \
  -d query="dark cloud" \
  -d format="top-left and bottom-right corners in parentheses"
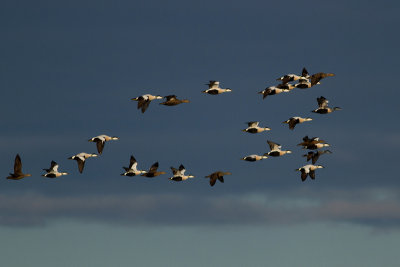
top-left (1, 187), bottom-right (400, 229)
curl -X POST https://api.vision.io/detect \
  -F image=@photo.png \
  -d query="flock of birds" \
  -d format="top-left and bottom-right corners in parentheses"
top-left (7, 67), bottom-right (340, 185)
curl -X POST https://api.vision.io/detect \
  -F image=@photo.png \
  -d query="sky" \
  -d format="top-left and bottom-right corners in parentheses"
top-left (1, 0), bottom-right (400, 266)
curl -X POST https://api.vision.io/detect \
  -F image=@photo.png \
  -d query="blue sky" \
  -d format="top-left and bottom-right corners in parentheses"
top-left (1, 0), bottom-right (400, 266)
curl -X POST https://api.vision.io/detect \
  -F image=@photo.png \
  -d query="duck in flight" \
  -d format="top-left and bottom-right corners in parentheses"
top-left (241, 154), bottom-right (268, 162)
top-left (159, 95), bottom-right (190, 106)
top-left (203, 81), bottom-right (232, 95)
top-left (312, 96), bottom-right (342, 114)
top-left (169, 164), bottom-right (194, 181)
top-left (205, 171), bottom-right (231, 187)
top-left (264, 140), bottom-right (292, 157)
top-left (88, 135), bottom-right (119, 155)
top-left (121, 155), bottom-right (147, 176)
top-left (7, 154), bottom-right (31, 180)
top-left (276, 67), bottom-right (309, 84)
top-left (141, 162), bottom-right (166, 178)
top-left (242, 121), bottom-right (271, 133)
top-left (258, 87), bottom-right (289, 99)
top-left (296, 164), bottom-right (324, 181)
top-left (68, 152), bottom-right (98, 173)
top-left (303, 150), bottom-right (332, 164)
top-left (283, 117), bottom-right (313, 130)
top-left (42, 160), bottom-right (68, 178)
top-left (310, 72), bottom-right (335, 86)
top-left (131, 94), bottom-right (163, 113)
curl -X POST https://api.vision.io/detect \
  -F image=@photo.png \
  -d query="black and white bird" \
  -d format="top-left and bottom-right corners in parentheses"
top-left (68, 152), bottom-right (98, 173)
top-left (296, 164), bottom-right (324, 181)
top-left (242, 121), bottom-right (271, 133)
top-left (283, 117), bottom-right (313, 130)
top-left (241, 154), bottom-right (268, 162)
top-left (131, 94), bottom-right (163, 113)
top-left (258, 87), bottom-right (290, 99)
top-left (264, 141), bottom-right (292, 157)
top-left (121, 155), bottom-right (147, 176)
top-left (312, 96), bottom-right (342, 114)
top-left (276, 67), bottom-right (309, 84)
top-left (169, 164), bottom-right (194, 181)
top-left (42, 161), bottom-right (68, 178)
top-left (203, 81), bottom-right (232, 95)
top-left (88, 135), bottom-right (119, 155)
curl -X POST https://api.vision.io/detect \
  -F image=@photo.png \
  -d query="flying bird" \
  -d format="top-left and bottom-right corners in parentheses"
top-left (310, 72), bottom-right (335, 86)
top-left (276, 67), bottom-right (309, 84)
top-left (242, 121), bottom-right (271, 133)
top-left (205, 171), bottom-right (231, 187)
top-left (7, 154), bottom-right (31, 180)
top-left (159, 95), bottom-right (190, 106)
top-left (203, 81), bottom-right (232, 95)
top-left (121, 155), bottom-right (147, 176)
top-left (68, 152), bottom-right (98, 173)
top-left (297, 136), bottom-right (327, 147)
top-left (88, 134), bottom-right (119, 155)
top-left (131, 94), bottom-right (163, 113)
top-left (241, 154), bottom-right (268, 162)
top-left (264, 140), bottom-right (292, 157)
top-left (42, 161), bottom-right (68, 178)
top-left (258, 87), bottom-right (289, 99)
top-left (141, 162), bottom-right (166, 178)
top-left (169, 164), bottom-right (194, 181)
top-left (303, 150), bottom-right (332, 164)
top-left (312, 96), bottom-right (342, 114)
top-left (296, 164), bottom-right (324, 181)
top-left (283, 117), bottom-right (313, 130)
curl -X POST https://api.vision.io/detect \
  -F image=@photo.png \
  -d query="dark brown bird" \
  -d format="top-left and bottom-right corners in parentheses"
top-left (312, 96), bottom-right (342, 114)
top-left (7, 154), bottom-right (31, 180)
top-left (310, 72), bottom-right (335, 86)
top-left (160, 95), bottom-right (190, 106)
top-left (205, 171), bottom-right (231, 187)
top-left (141, 162), bottom-right (166, 178)
top-left (303, 150), bottom-right (332, 164)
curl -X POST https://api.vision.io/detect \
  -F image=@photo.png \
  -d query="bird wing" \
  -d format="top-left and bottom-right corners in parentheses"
top-left (50, 161), bottom-right (59, 172)
top-left (309, 170), bottom-right (316, 180)
top-left (148, 162), bottom-right (159, 173)
top-left (207, 81), bottom-right (219, 89)
top-left (14, 154), bottom-right (23, 175)
top-left (210, 176), bottom-right (217, 186)
top-left (179, 164), bottom-right (186, 175)
top-left (170, 166), bottom-right (180, 176)
top-left (302, 67), bottom-right (309, 77)
top-left (288, 119), bottom-right (298, 130)
top-left (301, 170), bottom-right (308, 181)
top-left (96, 140), bottom-right (105, 155)
top-left (317, 96), bottom-right (329, 108)
top-left (165, 95), bottom-right (177, 101)
top-left (267, 140), bottom-right (281, 151)
top-left (311, 153), bottom-right (320, 164)
top-left (311, 73), bottom-right (323, 86)
top-left (77, 158), bottom-right (85, 173)
top-left (129, 155), bottom-right (138, 169)
top-left (140, 100), bottom-right (151, 113)
top-left (247, 121), bottom-right (259, 127)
